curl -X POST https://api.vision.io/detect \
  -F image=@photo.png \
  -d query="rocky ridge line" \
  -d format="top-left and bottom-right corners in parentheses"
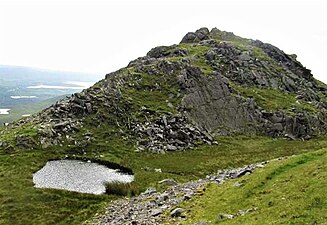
top-left (2, 27), bottom-right (327, 152)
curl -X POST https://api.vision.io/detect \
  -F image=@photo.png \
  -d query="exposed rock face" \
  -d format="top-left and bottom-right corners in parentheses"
top-left (178, 28), bottom-right (327, 139)
top-left (179, 66), bottom-right (260, 135)
top-left (5, 27), bottom-right (327, 151)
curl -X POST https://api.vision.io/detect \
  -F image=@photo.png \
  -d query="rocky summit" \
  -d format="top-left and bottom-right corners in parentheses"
top-left (2, 27), bottom-right (327, 153)
top-left (1, 27), bottom-right (327, 225)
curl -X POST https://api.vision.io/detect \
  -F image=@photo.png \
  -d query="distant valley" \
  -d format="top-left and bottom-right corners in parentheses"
top-left (0, 65), bottom-right (103, 124)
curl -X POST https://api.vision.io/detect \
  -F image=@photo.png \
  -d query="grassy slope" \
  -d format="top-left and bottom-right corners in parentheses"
top-left (167, 147), bottom-right (327, 225)
top-left (0, 149), bottom-right (110, 225)
top-left (1, 135), bottom-right (327, 225)
top-left (0, 37), bottom-right (326, 225)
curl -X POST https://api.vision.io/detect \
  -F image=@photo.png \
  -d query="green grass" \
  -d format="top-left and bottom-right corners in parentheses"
top-left (121, 67), bottom-right (182, 116)
top-left (0, 123), bottom-right (39, 148)
top-left (104, 181), bottom-right (139, 196)
top-left (169, 43), bottom-right (213, 75)
top-left (1, 29), bottom-right (326, 225)
top-left (169, 147), bottom-right (327, 225)
top-left (131, 136), bottom-right (327, 179)
top-left (230, 83), bottom-right (319, 113)
top-left (1, 127), bottom-right (327, 225)
top-left (0, 62), bottom-right (326, 225)
top-left (251, 46), bottom-right (271, 61)
top-left (0, 150), bottom-right (111, 225)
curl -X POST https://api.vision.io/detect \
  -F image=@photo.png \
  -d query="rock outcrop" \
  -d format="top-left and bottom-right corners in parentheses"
top-left (135, 114), bottom-right (216, 153)
top-left (3, 27), bottom-right (327, 152)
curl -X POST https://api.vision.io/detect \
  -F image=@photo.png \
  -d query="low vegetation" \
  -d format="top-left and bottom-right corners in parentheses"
top-left (0, 150), bottom-right (110, 225)
top-left (123, 67), bottom-right (182, 115)
top-left (230, 83), bottom-right (319, 113)
top-left (1, 133), bottom-right (327, 225)
top-left (105, 181), bottom-right (138, 196)
top-left (168, 147), bottom-right (327, 224)
top-left (169, 43), bottom-right (213, 75)
top-left (1, 28), bottom-right (327, 225)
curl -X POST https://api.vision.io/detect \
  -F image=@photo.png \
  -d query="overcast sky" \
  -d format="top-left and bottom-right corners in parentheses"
top-left (0, 0), bottom-right (326, 83)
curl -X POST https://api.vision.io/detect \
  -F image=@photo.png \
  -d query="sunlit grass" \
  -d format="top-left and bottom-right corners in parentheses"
top-left (1, 128), bottom-right (327, 224)
top-left (169, 148), bottom-right (327, 225)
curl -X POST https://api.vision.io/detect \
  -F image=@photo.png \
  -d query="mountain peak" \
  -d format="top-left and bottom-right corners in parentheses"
top-left (180, 27), bottom-right (240, 44)
top-left (1, 28), bottom-right (327, 152)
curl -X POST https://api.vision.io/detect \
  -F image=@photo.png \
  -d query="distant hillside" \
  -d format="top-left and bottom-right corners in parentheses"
top-left (0, 65), bottom-right (103, 124)
top-left (0, 65), bottom-right (102, 84)
top-left (0, 95), bottom-right (68, 125)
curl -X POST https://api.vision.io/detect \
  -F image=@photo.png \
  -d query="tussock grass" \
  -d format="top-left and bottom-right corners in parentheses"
top-left (105, 182), bottom-right (138, 196)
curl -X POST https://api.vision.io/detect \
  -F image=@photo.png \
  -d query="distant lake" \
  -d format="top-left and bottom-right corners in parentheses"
top-left (11, 96), bottom-right (38, 99)
top-left (27, 81), bottom-right (95, 90)
top-left (33, 160), bottom-right (134, 195)
top-left (0, 109), bottom-right (10, 115)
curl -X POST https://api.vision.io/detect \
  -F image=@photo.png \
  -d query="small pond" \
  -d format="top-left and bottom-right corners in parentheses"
top-left (33, 160), bottom-right (134, 195)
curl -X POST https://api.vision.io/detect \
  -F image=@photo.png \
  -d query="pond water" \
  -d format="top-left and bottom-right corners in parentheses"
top-left (33, 160), bottom-right (134, 195)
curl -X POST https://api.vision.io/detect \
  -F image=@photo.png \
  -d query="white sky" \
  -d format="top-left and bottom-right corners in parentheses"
top-left (0, 0), bottom-right (326, 83)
